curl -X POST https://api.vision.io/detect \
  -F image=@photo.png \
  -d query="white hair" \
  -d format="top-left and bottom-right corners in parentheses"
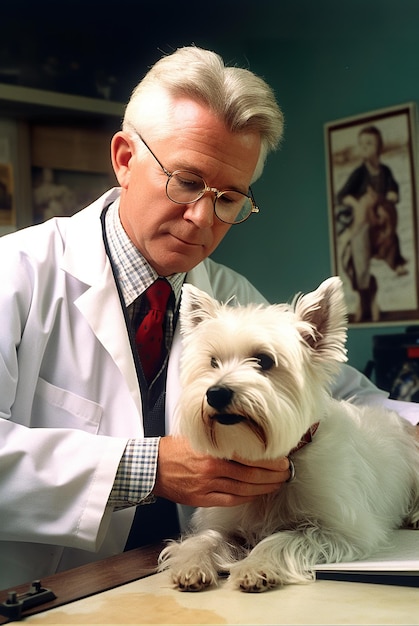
top-left (122, 46), bottom-right (284, 182)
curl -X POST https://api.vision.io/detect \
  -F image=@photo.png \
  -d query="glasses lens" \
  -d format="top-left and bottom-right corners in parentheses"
top-left (166, 171), bottom-right (205, 203)
top-left (215, 191), bottom-right (254, 224)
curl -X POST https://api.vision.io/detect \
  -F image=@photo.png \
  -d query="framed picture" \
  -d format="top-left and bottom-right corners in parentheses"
top-left (31, 166), bottom-right (112, 224)
top-left (30, 124), bottom-right (117, 225)
top-left (325, 103), bottom-right (419, 326)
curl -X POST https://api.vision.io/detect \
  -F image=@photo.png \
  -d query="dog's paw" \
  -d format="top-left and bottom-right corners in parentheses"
top-left (171, 565), bottom-right (218, 592)
top-left (229, 566), bottom-right (282, 593)
top-left (158, 531), bottom-right (227, 591)
top-left (159, 542), bottom-right (218, 591)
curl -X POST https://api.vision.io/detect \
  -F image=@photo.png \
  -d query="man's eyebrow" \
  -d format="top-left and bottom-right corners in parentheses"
top-left (170, 158), bottom-right (203, 175)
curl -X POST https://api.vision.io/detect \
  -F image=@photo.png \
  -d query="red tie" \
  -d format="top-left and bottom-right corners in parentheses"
top-left (135, 279), bottom-right (172, 383)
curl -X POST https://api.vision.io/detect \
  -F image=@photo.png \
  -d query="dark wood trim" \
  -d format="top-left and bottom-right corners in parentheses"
top-left (0, 543), bottom-right (163, 623)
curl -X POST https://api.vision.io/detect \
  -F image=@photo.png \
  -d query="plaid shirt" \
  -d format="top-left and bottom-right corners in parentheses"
top-left (104, 199), bottom-right (185, 507)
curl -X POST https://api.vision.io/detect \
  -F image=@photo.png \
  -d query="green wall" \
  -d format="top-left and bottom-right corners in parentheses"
top-left (211, 1), bottom-right (419, 377)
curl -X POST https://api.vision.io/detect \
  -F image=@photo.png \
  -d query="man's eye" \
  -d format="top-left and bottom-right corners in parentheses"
top-left (179, 178), bottom-right (199, 188)
top-left (217, 192), bottom-right (245, 208)
top-left (218, 194), bottom-right (235, 205)
top-left (255, 353), bottom-right (275, 371)
top-left (173, 174), bottom-right (202, 191)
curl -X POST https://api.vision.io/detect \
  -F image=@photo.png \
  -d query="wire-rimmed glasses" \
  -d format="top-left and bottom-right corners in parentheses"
top-left (136, 133), bottom-right (260, 225)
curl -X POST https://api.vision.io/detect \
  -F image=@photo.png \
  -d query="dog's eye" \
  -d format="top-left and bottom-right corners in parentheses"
top-left (211, 357), bottom-right (220, 369)
top-left (255, 353), bottom-right (275, 371)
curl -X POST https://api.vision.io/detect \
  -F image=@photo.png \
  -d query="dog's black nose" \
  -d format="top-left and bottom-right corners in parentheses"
top-left (206, 385), bottom-right (233, 410)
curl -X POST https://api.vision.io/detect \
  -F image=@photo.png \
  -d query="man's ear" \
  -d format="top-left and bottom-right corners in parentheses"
top-left (111, 131), bottom-right (135, 188)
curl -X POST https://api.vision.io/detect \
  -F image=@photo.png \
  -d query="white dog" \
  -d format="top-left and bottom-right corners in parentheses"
top-left (159, 277), bottom-right (419, 592)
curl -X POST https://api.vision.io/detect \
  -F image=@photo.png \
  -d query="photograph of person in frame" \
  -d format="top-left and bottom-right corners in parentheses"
top-left (335, 124), bottom-right (409, 323)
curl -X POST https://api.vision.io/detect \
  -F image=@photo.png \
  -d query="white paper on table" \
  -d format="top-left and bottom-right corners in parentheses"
top-left (315, 529), bottom-right (419, 579)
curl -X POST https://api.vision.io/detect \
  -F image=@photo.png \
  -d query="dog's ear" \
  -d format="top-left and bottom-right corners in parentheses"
top-left (179, 284), bottom-right (221, 335)
top-left (293, 276), bottom-right (348, 363)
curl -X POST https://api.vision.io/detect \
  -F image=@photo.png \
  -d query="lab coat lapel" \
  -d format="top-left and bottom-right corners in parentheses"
top-left (75, 264), bottom-right (142, 415)
top-left (61, 192), bottom-right (142, 415)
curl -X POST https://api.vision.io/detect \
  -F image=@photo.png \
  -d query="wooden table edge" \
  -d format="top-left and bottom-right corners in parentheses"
top-left (0, 543), bottom-right (163, 623)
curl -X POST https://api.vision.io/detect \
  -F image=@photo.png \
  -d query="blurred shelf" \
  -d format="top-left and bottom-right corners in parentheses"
top-left (0, 83), bottom-right (124, 126)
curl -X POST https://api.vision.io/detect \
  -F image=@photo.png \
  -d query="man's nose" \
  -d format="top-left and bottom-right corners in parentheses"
top-left (183, 194), bottom-right (215, 228)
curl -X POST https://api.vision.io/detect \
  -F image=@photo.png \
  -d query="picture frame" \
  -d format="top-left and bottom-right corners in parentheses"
top-left (30, 123), bottom-right (117, 225)
top-left (325, 103), bottom-right (419, 326)
top-left (31, 166), bottom-right (112, 224)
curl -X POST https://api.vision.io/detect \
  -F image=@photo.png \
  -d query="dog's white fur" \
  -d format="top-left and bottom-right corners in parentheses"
top-left (159, 277), bottom-right (419, 592)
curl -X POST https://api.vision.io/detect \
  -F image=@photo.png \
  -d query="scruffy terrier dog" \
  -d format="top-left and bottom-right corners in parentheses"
top-left (159, 278), bottom-right (419, 592)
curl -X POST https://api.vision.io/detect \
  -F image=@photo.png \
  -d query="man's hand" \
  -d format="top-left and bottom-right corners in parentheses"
top-left (153, 435), bottom-right (290, 507)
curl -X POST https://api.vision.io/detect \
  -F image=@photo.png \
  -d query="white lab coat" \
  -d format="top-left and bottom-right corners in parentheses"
top-left (1, 188), bottom-right (417, 588)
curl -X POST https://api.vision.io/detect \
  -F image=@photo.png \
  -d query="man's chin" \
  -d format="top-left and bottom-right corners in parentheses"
top-left (151, 252), bottom-right (205, 277)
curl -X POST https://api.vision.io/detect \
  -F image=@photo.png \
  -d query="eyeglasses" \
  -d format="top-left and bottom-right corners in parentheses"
top-left (135, 133), bottom-right (260, 225)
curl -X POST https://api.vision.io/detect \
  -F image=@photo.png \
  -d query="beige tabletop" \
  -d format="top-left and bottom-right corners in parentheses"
top-left (24, 569), bottom-right (418, 625)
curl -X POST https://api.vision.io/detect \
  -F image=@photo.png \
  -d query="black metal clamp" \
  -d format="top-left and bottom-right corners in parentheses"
top-left (0, 580), bottom-right (56, 621)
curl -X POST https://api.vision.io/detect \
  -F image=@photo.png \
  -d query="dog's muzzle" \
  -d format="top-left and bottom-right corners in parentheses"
top-left (206, 385), bottom-right (245, 425)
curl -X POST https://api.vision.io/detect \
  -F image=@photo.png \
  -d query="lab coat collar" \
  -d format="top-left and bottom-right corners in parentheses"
top-left (61, 188), bottom-right (121, 286)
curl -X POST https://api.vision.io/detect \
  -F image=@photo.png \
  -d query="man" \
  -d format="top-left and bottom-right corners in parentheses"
top-left (0, 47), bottom-right (417, 588)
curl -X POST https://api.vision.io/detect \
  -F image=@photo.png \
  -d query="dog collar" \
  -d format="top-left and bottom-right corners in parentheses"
top-left (290, 422), bottom-right (319, 455)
